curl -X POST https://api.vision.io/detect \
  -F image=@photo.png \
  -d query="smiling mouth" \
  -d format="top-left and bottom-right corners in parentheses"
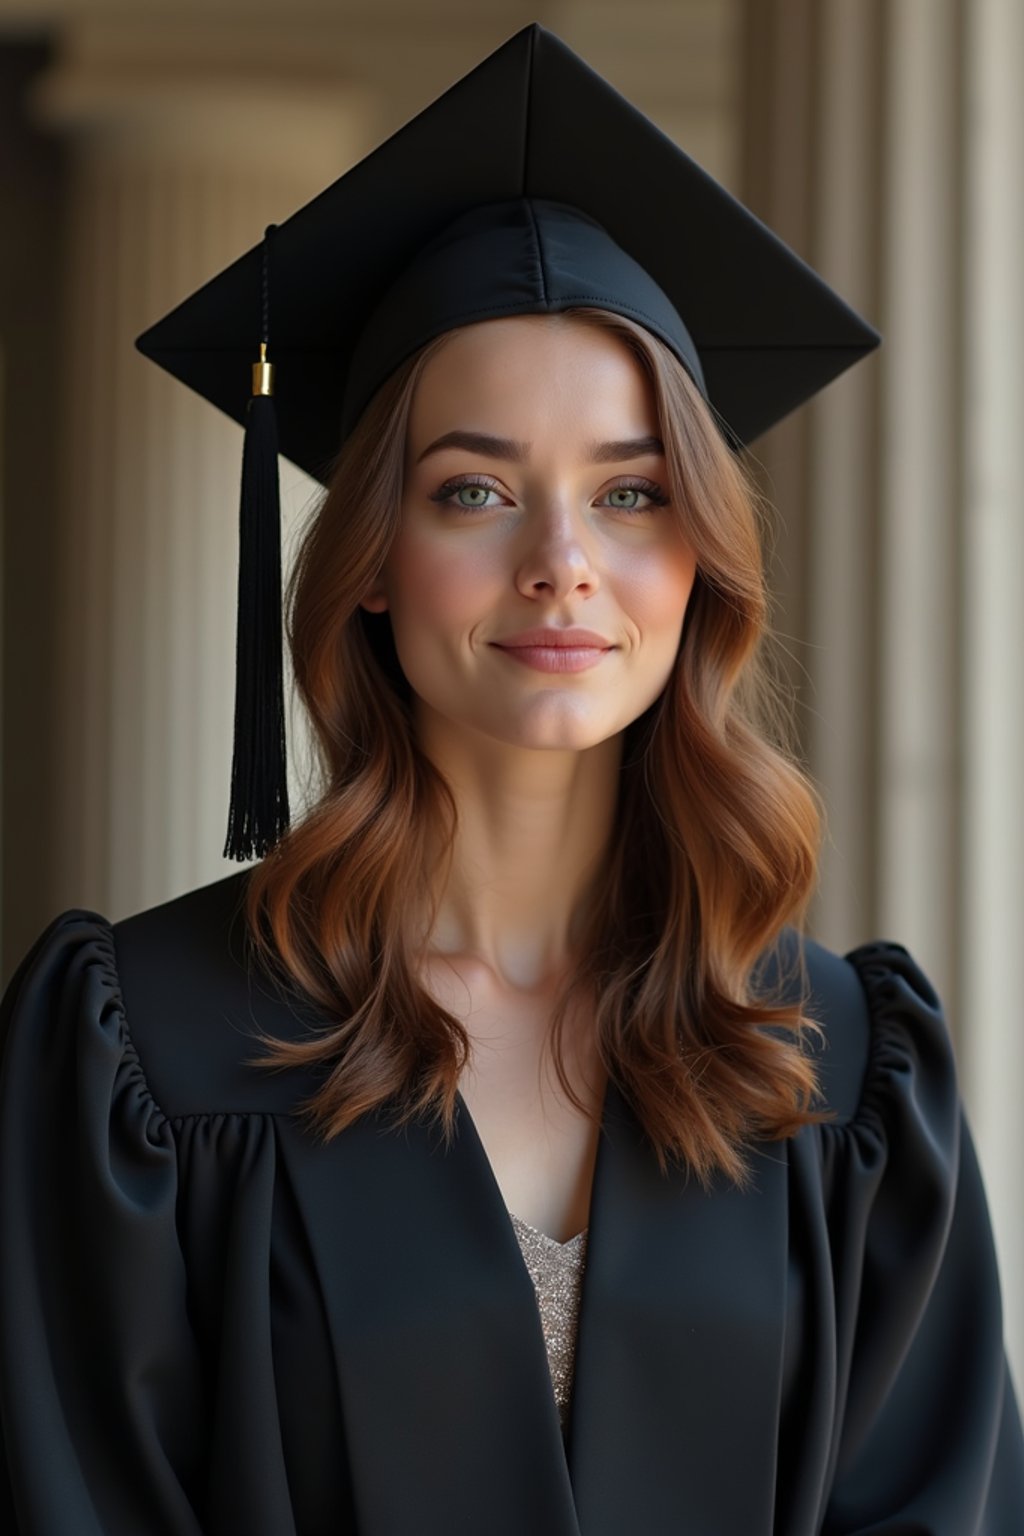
top-left (491, 643), bottom-right (613, 673)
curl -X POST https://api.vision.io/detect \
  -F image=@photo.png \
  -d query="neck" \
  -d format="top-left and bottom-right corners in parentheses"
top-left (410, 707), bottom-right (622, 993)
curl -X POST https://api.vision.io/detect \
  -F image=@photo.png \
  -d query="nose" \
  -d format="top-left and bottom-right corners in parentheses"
top-left (513, 499), bottom-right (601, 600)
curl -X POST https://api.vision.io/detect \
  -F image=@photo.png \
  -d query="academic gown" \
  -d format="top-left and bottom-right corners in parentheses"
top-left (0, 869), bottom-right (1022, 1536)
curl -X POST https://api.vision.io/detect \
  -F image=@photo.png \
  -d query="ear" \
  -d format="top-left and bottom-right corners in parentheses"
top-left (358, 589), bottom-right (389, 614)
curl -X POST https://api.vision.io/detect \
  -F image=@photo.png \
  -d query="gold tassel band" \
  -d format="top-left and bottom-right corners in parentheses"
top-left (252, 341), bottom-right (274, 397)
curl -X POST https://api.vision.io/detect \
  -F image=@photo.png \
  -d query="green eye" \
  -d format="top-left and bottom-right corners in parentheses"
top-left (601, 480), bottom-right (671, 514)
top-left (455, 484), bottom-right (494, 507)
top-left (428, 475), bottom-right (504, 512)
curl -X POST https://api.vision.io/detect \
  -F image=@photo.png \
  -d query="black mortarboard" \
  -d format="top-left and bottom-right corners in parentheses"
top-left (134, 20), bottom-right (880, 863)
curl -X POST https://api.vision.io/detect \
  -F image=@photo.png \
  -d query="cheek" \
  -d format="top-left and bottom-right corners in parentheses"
top-left (614, 545), bottom-right (698, 633)
top-left (388, 529), bottom-right (495, 633)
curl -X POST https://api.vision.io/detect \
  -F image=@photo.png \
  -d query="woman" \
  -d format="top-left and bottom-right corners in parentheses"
top-left (2, 22), bottom-right (1022, 1536)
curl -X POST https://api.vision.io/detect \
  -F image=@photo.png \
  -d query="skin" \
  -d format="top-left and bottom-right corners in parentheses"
top-left (359, 313), bottom-right (699, 998)
top-left (360, 314), bottom-right (700, 1238)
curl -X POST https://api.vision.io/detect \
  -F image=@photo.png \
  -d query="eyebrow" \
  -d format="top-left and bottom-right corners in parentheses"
top-left (415, 429), bottom-right (665, 465)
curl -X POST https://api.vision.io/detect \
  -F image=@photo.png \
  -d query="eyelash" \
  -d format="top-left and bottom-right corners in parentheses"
top-left (427, 473), bottom-right (671, 516)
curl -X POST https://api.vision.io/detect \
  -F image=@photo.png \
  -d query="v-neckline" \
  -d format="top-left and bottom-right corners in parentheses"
top-left (508, 1209), bottom-right (589, 1249)
top-left (454, 1080), bottom-right (608, 1257)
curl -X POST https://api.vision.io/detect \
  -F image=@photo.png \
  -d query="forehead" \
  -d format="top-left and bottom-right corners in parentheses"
top-left (407, 314), bottom-right (658, 443)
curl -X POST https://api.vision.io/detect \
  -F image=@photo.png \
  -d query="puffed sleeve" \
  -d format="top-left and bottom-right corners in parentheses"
top-left (821, 940), bottom-right (1024, 1533)
top-left (0, 910), bottom-right (208, 1535)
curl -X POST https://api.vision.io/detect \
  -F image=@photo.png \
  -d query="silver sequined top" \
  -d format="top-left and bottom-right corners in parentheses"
top-left (508, 1211), bottom-right (589, 1434)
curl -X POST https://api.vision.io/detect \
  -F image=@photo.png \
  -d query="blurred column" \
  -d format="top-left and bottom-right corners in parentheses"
top-left (875, 0), bottom-right (962, 982)
top-left (740, 0), bottom-right (891, 954)
top-left (28, 18), bottom-right (366, 920)
top-left (960, 0), bottom-right (1024, 1376)
top-left (740, 0), bottom-right (818, 679)
top-left (803, 0), bottom-right (885, 951)
top-left (744, 0), bottom-right (963, 991)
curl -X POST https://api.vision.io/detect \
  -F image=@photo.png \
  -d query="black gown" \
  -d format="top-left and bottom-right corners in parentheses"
top-left (1, 868), bottom-right (1022, 1535)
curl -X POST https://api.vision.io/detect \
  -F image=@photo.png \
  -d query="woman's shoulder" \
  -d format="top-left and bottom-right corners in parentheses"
top-left (2, 871), bottom-right (319, 1123)
top-left (764, 924), bottom-right (959, 1129)
top-left (112, 868), bottom-right (304, 1117)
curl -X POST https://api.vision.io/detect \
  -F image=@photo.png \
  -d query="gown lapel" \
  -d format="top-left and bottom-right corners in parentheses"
top-left (567, 1077), bottom-right (790, 1535)
top-left (280, 1087), bottom-right (583, 1536)
top-left (280, 1068), bottom-right (789, 1536)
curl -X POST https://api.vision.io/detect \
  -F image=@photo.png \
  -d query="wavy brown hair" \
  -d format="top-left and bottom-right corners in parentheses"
top-left (240, 305), bottom-right (834, 1190)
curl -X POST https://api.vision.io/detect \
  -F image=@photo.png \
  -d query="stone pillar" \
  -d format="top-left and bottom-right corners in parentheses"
top-left (875, 0), bottom-right (962, 977)
top-left (28, 20), bottom-right (367, 919)
top-left (960, 0), bottom-right (1024, 1378)
top-left (738, 0), bottom-right (828, 936)
top-left (803, 0), bottom-right (884, 950)
top-left (739, 0), bottom-right (887, 951)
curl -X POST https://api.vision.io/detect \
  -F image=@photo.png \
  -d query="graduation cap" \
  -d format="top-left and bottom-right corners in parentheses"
top-left (134, 20), bottom-right (881, 864)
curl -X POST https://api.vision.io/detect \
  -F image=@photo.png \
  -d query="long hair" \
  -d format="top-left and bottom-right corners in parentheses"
top-left (240, 305), bottom-right (834, 1190)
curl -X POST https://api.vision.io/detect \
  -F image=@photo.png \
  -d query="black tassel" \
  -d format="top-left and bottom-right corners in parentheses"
top-left (223, 225), bottom-right (290, 861)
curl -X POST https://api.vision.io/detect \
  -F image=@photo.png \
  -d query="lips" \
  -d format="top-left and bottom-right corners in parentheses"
top-left (492, 627), bottom-right (613, 649)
